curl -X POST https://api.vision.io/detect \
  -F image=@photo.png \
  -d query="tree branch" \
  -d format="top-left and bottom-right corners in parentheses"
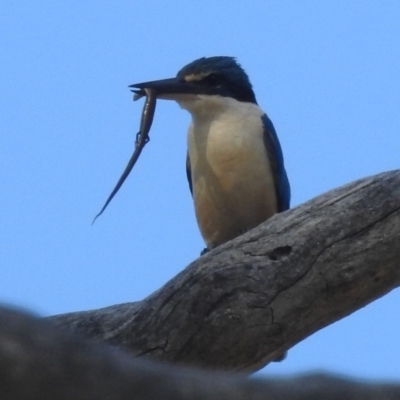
top-left (49, 170), bottom-right (400, 373)
top-left (2, 306), bottom-right (400, 400)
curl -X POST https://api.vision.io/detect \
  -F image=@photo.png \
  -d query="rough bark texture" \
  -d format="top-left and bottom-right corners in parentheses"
top-left (48, 170), bottom-right (400, 373)
top-left (2, 306), bottom-right (400, 400)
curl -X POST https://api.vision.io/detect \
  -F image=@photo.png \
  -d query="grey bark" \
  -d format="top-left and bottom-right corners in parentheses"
top-left (1, 306), bottom-right (400, 400)
top-left (48, 170), bottom-right (400, 373)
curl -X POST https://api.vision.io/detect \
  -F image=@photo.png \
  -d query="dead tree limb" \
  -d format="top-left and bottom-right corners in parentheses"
top-left (49, 170), bottom-right (400, 373)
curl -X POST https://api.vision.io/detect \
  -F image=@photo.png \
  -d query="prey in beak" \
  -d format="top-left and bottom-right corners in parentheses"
top-left (92, 87), bottom-right (157, 223)
top-left (93, 74), bottom-right (207, 223)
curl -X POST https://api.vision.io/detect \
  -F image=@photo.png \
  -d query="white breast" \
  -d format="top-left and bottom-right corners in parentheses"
top-left (178, 95), bottom-right (278, 248)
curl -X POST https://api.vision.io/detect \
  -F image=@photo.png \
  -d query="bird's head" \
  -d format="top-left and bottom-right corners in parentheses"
top-left (130, 56), bottom-right (257, 111)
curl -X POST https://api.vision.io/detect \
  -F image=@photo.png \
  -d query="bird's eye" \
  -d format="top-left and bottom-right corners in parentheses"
top-left (203, 73), bottom-right (221, 86)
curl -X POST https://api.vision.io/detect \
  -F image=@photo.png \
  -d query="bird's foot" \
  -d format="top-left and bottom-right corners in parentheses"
top-left (200, 248), bottom-right (209, 256)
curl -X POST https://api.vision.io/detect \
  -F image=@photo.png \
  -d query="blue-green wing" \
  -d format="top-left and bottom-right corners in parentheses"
top-left (186, 153), bottom-right (193, 195)
top-left (261, 114), bottom-right (290, 211)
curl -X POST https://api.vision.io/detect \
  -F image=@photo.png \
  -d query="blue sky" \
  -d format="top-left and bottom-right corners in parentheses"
top-left (1, 1), bottom-right (400, 381)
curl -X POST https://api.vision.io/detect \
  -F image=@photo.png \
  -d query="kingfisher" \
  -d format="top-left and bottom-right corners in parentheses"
top-left (130, 56), bottom-right (290, 250)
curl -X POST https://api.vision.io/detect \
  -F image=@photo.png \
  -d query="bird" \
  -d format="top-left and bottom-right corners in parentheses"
top-left (130, 56), bottom-right (290, 251)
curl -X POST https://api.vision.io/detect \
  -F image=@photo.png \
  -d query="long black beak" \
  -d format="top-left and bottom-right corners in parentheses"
top-left (129, 77), bottom-right (198, 99)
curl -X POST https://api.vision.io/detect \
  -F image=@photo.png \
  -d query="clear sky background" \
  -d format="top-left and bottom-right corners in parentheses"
top-left (1, 1), bottom-right (400, 381)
